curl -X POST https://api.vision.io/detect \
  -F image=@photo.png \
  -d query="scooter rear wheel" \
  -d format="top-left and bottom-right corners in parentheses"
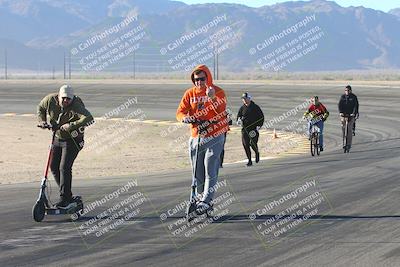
top-left (70, 201), bottom-right (83, 221)
top-left (33, 201), bottom-right (45, 222)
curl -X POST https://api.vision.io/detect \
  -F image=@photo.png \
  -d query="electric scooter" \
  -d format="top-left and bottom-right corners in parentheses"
top-left (186, 120), bottom-right (214, 222)
top-left (32, 110), bottom-right (83, 222)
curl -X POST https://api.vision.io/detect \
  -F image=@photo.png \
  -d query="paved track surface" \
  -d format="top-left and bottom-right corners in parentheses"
top-left (1, 82), bottom-right (400, 266)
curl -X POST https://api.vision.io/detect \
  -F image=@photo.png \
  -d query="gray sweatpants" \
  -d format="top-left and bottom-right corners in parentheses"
top-left (189, 134), bottom-right (225, 203)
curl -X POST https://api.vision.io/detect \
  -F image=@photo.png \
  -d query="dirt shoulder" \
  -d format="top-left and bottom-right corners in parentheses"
top-left (0, 116), bottom-right (307, 185)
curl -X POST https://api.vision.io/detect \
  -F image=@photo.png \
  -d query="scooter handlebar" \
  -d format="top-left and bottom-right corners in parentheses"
top-left (182, 118), bottom-right (217, 125)
top-left (37, 123), bottom-right (59, 130)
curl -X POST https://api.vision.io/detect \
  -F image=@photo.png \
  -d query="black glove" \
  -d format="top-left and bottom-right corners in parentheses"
top-left (51, 123), bottom-right (60, 131)
top-left (37, 121), bottom-right (49, 129)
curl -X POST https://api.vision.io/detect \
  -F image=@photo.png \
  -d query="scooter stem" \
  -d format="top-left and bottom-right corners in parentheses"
top-left (43, 108), bottom-right (64, 179)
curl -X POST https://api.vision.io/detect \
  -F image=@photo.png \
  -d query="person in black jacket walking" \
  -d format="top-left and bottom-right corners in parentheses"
top-left (237, 92), bottom-right (264, 166)
top-left (338, 85), bottom-right (359, 151)
top-left (347, 86), bottom-right (359, 136)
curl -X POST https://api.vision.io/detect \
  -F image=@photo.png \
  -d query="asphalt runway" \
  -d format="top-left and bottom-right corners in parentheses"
top-left (1, 81), bottom-right (400, 266)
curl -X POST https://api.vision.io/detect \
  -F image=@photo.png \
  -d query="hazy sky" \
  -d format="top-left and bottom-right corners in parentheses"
top-left (179, 0), bottom-right (398, 12)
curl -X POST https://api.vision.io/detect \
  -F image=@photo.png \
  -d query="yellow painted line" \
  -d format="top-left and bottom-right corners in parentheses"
top-left (20, 114), bottom-right (35, 117)
top-left (142, 120), bottom-right (162, 124)
top-left (125, 119), bottom-right (142, 123)
top-left (2, 113), bottom-right (17, 116)
top-left (156, 121), bottom-right (176, 125)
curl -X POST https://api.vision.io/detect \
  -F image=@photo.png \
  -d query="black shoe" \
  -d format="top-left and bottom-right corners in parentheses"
top-left (255, 152), bottom-right (260, 163)
top-left (246, 161), bottom-right (253, 167)
top-left (353, 131), bottom-right (356, 136)
top-left (320, 146), bottom-right (324, 152)
top-left (56, 198), bottom-right (76, 209)
top-left (196, 201), bottom-right (212, 215)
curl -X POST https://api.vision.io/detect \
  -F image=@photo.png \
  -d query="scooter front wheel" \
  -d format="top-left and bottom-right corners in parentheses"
top-left (33, 200), bottom-right (45, 222)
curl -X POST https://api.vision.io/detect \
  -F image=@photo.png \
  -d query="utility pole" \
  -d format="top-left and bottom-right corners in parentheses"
top-left (213, 43), bottom-right (216, 79)
top-left (133, 51), bottom-right (136, 79)
top-left (68, 51), bottom-right (71, 79)
top-left (216, 46), bottom-right (219, 80)
top-left (5, 49), bottom-right (7, 80)
top-left (63, 52), bottom-right (66, 79)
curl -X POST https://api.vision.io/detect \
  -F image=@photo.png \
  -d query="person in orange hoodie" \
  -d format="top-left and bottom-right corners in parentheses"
top-left (176, 65), bottom-right (229, 214)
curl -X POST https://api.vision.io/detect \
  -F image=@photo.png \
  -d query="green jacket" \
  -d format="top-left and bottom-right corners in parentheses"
top-left (37, 93), bottom-right (94, 140)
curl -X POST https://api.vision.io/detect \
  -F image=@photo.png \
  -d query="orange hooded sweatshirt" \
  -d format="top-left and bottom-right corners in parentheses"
top-left (176, 65), bottom-right (229, 138)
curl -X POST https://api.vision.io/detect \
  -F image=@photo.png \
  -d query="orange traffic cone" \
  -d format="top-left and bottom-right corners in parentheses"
top-left (272, 128), bottom-right (278, 139)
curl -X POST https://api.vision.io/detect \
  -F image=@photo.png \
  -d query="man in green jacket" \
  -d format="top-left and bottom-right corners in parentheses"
top-left (37, 85), bottom-right (94, 208)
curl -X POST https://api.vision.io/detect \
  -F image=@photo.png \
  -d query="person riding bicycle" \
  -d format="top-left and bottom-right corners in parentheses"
top-left (176, 65), bottom-right (229, 214)
top-left (37, 85), bottom-right (93, 208)
top-left (343, 85), bottom-right (359, 136)
top-left (338, 85), bottom-right (358, 151)
top-left (303, 96), bottom-right (329, 152)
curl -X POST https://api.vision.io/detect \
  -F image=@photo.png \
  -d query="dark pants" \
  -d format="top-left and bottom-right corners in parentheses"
top-left (220, 132), bottom-right (227, 167)
top-left (50, 136), bottom-right (83, 201)
top-left (242, 128), bottom-right (259, 162)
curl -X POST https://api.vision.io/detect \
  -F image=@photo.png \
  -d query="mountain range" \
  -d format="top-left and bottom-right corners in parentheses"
top-left (1, 0), bottom-right (400, 74)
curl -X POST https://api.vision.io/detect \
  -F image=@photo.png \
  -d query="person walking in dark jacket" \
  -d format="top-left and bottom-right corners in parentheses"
top-left (237, 92), bottom-right (264, 166)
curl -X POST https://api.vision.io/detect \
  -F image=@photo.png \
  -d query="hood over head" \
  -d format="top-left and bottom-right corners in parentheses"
top-left (190, 65), bottom-right (213, 87)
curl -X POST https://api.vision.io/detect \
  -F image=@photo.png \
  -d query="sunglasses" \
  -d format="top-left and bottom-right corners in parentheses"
top-left (194, 77), bottom-right (206, 82)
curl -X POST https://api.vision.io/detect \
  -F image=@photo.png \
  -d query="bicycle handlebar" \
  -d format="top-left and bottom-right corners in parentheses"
top-left (340, 114), bottom-right (355, 118)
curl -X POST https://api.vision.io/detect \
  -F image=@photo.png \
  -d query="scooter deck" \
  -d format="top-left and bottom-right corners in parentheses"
top-left (45, 198), bottom-right (83, 215)
top-left (45, 204), bottom-right (82, 215)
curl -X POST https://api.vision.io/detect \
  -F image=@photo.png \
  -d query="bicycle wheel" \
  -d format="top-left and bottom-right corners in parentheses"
top-left (343, 118), bottom-right (348, 153)
top-left (310, 133), bottom-right (316, 156)
top-left (316, 132), bottom-right (320, 156)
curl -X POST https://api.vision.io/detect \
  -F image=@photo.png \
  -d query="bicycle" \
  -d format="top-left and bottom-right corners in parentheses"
top-left (309, 123), bottom-right (321, 157)
top-left (341, 114), bottom-right (355, 153)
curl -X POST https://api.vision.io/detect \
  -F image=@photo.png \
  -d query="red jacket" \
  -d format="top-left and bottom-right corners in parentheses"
top-left (304, 103), bottom-right (329, 121)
